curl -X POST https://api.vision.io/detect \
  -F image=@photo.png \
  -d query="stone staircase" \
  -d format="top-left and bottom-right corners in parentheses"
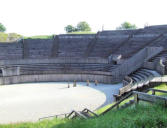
top-left (114, 68), bottom-right (160, 101)
top-left (149, 50), bottom-right (167, 62)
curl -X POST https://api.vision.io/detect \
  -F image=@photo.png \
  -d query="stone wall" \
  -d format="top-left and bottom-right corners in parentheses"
top-left (23, 39), bottom-right (53, 59)
top-left (0, 58), bottom-right (108, 66)
top-left (143, 58), bottom-right (165, 75)
top-left (111, 47), bottom-right (163, 80)
top-left (0, 74), bottom-right (113, 85)
top-left (0, 42), bottom-right (22, 60)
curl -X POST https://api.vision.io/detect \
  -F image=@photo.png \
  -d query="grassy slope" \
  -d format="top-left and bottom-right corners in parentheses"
top-left (1, 103), bottom-right (167, 128)
top-left (1, 83), bottom-right (167, 128)
top-left (24, 32), bottom-right (96, 39)
top-left (0, 32), bottom-right (22, 42)
top-left (68, 31), bottom-right (96, 34)
top-left (0, 31), bottom-right (96, 41)
top-left (24, 35), bottom-right (53, 39)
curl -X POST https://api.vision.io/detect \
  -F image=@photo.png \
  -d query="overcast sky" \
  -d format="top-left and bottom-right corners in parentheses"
top-left (0, 0), bottom-right (167, 36)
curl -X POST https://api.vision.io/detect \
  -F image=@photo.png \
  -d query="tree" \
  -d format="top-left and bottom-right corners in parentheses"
top-left (0, 23), bottom-right (6, 32)
top-left (64, 25), bottom-right (75, 33)
top-left (64, 21), bottom-right (92, 33)
top-left (77, 21), bottom-right (91, 31)
top-left (116, 22), bottom-right (137, 30)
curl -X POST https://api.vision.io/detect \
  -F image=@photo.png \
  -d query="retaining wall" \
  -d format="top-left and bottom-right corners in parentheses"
top-left (0, 74), bottom-right (114, 85)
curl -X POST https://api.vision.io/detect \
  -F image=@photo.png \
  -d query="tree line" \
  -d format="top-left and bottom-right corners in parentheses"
top-left (64, 21), bottom-right (137, 33)
top-left (0, 21), bottom-right (138, 34)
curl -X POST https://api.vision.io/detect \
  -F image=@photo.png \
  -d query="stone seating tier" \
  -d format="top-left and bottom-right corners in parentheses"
top-left (1, 25), bottom-right (167, 60)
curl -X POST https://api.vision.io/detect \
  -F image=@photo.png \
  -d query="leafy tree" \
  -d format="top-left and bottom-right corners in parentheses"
top-left (64, 25), bottom-right (75, 33)
top-left (77, 21), bottom-right (91, 31)
top-left (0, 23), bottom-right (6, 32)
top-left (65, 21), bottom-right (91, 33)
top-left (116, 22), bottom-right (137, 30)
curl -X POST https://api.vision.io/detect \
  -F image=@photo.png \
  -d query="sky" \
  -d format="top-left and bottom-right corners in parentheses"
top-left (0, 0), bottom-right (167, 36)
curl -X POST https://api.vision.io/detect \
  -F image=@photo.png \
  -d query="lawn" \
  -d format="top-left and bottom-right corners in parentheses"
top-left (24, 35), bottom-right (53, 39)
top-left (1, 103), bottom-right (167, 128)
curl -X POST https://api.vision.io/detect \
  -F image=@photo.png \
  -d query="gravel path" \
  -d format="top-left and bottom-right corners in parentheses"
top-left (0, 82), bottom-right (122, 124)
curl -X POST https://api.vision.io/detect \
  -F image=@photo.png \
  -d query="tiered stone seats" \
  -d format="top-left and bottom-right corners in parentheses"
top-left (58, 34), bottom-right (94, 57)
top-left (103, 64), bottom-right (120, 72)
top-left (23, 39), bottom-right (53, 59)
top-left (88, 26), bottom-right (167, 58)
top-left (89, 30), bottom-right (133, 57)
top-left (129, 68), bottom-right (155, 88)
top-left (0, 42), bottom-right (22, 60)
top-left (149, 50), bottom-right (167, 62)
top-left (18, 63), bottom-right (117, 75)
top-left (114, 68), bottom-right (160, 101)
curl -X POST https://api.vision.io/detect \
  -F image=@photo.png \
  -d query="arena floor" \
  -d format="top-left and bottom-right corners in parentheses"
top-left (0, 82), bottom-right (122, 124)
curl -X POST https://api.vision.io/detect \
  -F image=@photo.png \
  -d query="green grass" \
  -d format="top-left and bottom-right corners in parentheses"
top-left (1, 103), bottom-right (167, 128)
top-left (0, 31), bottom-right (96, 41)
top-left (24, 35), bottom-right (54, 39)
top-left (68, 31), bottom-right (96, 34)
top-left (0, 32), bottom-right (22, 42)
top-left (147, 83), bottom-right (167, 97)
top-left (24, 31), bottom-right (96, 39)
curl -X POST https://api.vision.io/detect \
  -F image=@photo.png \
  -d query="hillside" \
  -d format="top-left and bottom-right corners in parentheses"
top-left (0, 32), bottom-right (22, 42)
top-left (0, 103), bottom-right (166, 128)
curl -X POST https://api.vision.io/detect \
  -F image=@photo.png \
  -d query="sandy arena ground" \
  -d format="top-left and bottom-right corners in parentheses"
top-left (0, 82), bottom-right (122, 124)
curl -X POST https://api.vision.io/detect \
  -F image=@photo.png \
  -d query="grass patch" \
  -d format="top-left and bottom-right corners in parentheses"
top-left (1, 103), bottom-right (167, 128)
top-left (148, 83), bottom-right (167, 96)
top-left (95, 104), bottom-right (113, 114)
top-left (24, 31), bottom-right (96, 39)
top-left (24, 35), bottom-right (54, 39)
top-left (0, 32), bottom-right (22, 42)
top-left (68, 31), bottom-right (96, 34)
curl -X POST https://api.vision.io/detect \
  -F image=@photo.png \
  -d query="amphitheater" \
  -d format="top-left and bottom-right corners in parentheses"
top-left (1, 25), bottom-right (167, 123)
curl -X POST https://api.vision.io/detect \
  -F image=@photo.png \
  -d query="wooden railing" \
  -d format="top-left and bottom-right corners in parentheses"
top-left (148, 88), bottom-right (167, 95)
top-left (120, 76), bottom-right (133, 95)
top-left (133, 91), bottom-right (167, 105)
top-left (82, 108), bottom-right (98, 117)
top-left (115, 74), bottom-right (167, 101)
top-left (102, 89), bottom-right (167, 116)
top-left (39, 112), bottom-right (71, 121)
top-left (101, 92), bottom-right (133, 115)
top-left (39, 108), bottom-right (97, 121)
top-left (66, 110), bottom-right (88, 119)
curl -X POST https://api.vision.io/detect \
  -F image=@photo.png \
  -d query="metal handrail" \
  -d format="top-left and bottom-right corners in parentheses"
top-left (39, 112), bottom-right (71, 121)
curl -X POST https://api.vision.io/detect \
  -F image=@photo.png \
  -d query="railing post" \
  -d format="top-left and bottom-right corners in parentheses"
top-left (152, 90), bottom-right (155, 95)
top-left (116, 104), bottom-right (119, 109)
top-left (134, 94), bottom-right (139, 104)
top-left (164, 100), bottom-right (167, 107)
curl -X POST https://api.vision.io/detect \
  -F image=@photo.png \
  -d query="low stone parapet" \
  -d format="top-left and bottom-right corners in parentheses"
top-left (0, 73), bottom-right (114, 85)
top-left (1, 66), bottom-right (20, 77)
